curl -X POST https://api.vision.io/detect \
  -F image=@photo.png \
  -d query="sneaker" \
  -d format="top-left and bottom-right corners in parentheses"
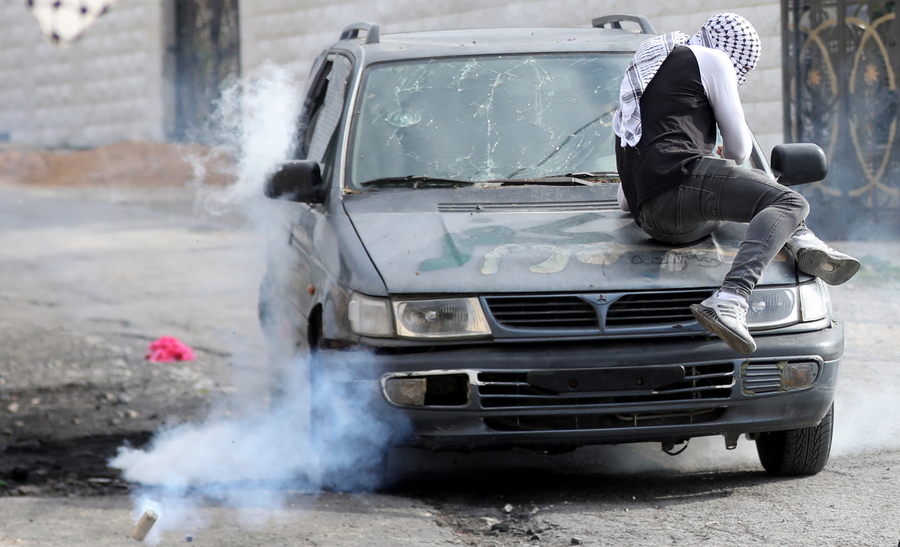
top-left (690, 293), bottom-right (757, 355)
top-left (785, 236), bottom-right (860, 286)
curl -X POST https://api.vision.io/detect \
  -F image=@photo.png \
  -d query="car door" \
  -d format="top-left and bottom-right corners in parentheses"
top-left (285, 53), bottom-right (354, 320)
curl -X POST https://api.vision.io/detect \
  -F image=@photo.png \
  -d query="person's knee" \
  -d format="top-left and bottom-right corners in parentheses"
top-left (788, 189), bottom-right (810, 220)
top-left (774, 187), bottom-right (809, 221)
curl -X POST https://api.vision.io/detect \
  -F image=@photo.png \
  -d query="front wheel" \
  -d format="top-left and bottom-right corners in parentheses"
top-left (755, 404), bottom-right (834, 476)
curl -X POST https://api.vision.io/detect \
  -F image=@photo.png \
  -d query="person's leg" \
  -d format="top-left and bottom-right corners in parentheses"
top-left (639, 157), bottom-right (808, 354)
top-left (637, 185), bottom-right (720, 245)
top-left (638, 158), bottom-right (808, 296)
top-left (640, 182), bottom-right (860, 287)
top-left (684, 157), bottom-right (810, 298)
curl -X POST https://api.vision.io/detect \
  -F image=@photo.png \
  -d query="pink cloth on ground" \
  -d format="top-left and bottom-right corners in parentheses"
top-left (146, 336), bottom-right (196, 362)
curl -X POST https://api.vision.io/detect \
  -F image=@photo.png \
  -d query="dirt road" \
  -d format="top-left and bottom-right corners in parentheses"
top-left (2, 182), bottom-right (899, 546)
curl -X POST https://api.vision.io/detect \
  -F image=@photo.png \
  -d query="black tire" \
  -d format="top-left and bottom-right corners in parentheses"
top-left (756, 404), bottom-right (834, 476)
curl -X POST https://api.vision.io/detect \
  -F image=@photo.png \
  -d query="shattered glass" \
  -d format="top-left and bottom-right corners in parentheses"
top-left (349, 54), bottom-right (631, 188)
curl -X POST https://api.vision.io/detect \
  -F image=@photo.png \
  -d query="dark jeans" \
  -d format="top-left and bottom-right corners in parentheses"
top-left (636, 157), bottom-right (810, 299)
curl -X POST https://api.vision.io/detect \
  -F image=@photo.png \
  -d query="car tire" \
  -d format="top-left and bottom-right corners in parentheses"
top-left (755, 403), bottom-right (834, 476)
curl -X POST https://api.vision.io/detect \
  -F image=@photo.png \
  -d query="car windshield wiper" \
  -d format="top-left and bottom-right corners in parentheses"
top-left (486, 172), bottom-right (619, 186)
top-left (566, 171), bottom-right (620, 181)
top-left (359, 175), bottom-right (476, 188)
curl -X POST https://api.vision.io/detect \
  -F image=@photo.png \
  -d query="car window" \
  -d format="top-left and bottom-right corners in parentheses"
top-left (306, 55), bottom-right (352, 165)
top-left (348, 54), bottom-right (631, 188)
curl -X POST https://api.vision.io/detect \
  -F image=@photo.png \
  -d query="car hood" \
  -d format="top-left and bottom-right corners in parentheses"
top-left (343, 189), bottom-right (795, 295)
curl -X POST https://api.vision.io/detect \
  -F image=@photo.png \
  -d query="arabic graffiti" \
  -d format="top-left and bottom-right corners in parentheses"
top-left (419, 214), bottom-right (744, 275)
top-left (481, 244), bottom-right (733, 275)
top-left (630, 249), bottom-right (729, 271)
top-left (419, 213), bottom-right (613, 271)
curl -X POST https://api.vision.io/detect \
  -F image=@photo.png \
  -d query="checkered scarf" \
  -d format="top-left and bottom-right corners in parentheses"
top-left (28, 0), bottom-right (119, 47)
top-left (613, 13), bottom-right (761, 147)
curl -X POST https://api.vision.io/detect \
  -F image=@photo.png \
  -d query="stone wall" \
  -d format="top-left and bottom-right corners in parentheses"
top-left (0, 1), bottom-right (172, 148)
top-left (0, 0), bottom-right (782, 152)
top-left (241, 0), bottom-right (783, 153)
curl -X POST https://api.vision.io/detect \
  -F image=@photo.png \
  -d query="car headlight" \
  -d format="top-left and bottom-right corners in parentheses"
top-left (799, 278), bottom-right (830, 322)
top-left (348, 293), bottom-right (394, 337)
top-left (746, 281), bottom-right (830, 329)
top-left (393, 297), bottom-right (491, 339)
top-left (746, 287), bottom-right (799, 329)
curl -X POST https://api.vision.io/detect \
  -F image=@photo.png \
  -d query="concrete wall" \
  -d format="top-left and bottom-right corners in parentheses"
top-left (0, 0), bottom-right (172, 148)
top-left (0, 0), bottom-right (783, 152)
top-left (242, 0), bottom-right (784, 154)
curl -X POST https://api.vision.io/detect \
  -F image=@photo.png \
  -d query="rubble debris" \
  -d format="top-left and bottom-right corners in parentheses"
top-left (131, 509), bottom-right (159, 542)
top-left (0, 142), bottom-right (233, 187)
top-left (11, 467), bottom-right (29, 482)
top-left (146, 337), bottom-right (196, 363)
top-left (503, 503), bottom-right (514, 513)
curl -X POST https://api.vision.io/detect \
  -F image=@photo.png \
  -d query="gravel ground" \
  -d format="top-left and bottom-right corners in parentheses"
top-left (1, 181), bottom-right (899, 546)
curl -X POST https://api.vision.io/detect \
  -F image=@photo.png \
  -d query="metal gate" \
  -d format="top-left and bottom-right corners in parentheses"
top-left (173, 0), bottom-right (241, 142)
top-left (783, 0), bottom-right (900, 237)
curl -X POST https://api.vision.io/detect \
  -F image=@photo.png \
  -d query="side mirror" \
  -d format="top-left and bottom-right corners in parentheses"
top-left (770, 143), bottom-right (828, 186)
top-left (264, 160), bottom-right (326, 203)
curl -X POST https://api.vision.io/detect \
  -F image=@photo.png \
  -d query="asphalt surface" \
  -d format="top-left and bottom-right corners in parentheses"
top-left (1, 182), bottom-right (900, 546)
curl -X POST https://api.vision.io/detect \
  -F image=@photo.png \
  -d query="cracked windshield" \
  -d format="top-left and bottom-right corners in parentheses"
top-left (349, 54), bottom-right (631, 188)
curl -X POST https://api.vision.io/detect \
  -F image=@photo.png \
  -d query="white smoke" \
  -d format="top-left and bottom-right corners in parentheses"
top-left (193, 65), bottom-right (297, 223)
top-left (832, 386), bottom-right (900, 455)
top-left (829, 259), bottom-right (900, 456)
top-left (110, 65), bottom-right (408, 544)
top-left (113, 353), bottom-right (407, 543)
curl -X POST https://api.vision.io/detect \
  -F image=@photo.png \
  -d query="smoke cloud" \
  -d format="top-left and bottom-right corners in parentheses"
top-left (110, 65), bottom-right (408, 544)
top-left (829, 254), bottom-right (900, 456)
top-left (113, 353), bottom-right (408, 543)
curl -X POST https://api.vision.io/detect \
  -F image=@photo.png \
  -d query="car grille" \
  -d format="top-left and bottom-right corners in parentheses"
top-left (484, 408), bottom-right (725, 432)
top-left (476, 363), bottom-right (734, 409)
top-left (484, 290), bottom-right (713, 332)
top-left (606, 290), bottom-right (713, 327)
top-left (483, 296), bottom-right (598, 328)
top-left (742, 361), bottom-right (783, 394)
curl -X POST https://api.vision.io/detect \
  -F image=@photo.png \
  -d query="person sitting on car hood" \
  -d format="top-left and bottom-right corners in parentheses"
top-left (612, 12), bottom-right (860, 355)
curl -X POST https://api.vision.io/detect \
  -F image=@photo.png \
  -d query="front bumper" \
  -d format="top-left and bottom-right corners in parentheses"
top-left (319, 324), bottom-right (843, 451)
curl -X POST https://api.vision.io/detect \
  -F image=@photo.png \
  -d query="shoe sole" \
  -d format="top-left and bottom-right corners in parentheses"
top-left (690, 304), bottom-right (757, 355)
top-left (796, 248), bottom-right (861, 285)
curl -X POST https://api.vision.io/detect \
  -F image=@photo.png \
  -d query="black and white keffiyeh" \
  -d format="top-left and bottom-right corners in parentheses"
top-left (691, 13), bottom-right (762, 86)
top-left (613, 31), bottom-right (691, 147)
top-left (613, 12), bottom-right (761, 147)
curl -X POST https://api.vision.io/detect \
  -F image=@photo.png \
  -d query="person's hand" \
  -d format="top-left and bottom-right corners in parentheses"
top-left (716, 145), bottom-right (724, 157)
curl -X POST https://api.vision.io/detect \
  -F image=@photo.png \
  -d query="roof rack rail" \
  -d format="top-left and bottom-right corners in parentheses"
top-left (340, 22), bottom-right (381, 44)
top-left (592, 15), bottom-right (656, 35)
